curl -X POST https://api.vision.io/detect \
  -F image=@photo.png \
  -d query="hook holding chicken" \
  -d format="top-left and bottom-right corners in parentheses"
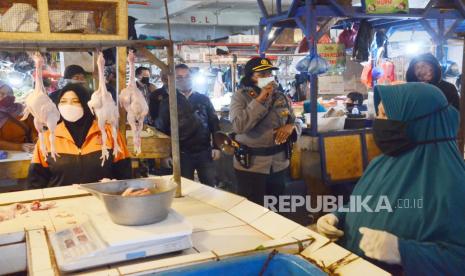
top-left (88, 52), bottom-right (121, 165)
top-left (21, 52), bottom-right (60, 161)
top-left (119, 50), bottom-right (149, 155)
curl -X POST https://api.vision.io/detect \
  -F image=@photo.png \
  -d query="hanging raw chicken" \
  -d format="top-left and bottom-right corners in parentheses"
top-left (119, 50), bottom-right (148, 155)
top-left (213, 71), bottom-right (225, 98)
top-left (21, 53), bottom-right (60, 160)
top-left (88, 52), bottom-right (121, 165)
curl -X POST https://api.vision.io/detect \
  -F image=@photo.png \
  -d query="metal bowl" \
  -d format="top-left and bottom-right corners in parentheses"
top-left (79, 177), bottom-right (176, 226)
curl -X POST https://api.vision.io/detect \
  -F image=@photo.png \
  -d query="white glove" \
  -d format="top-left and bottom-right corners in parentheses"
top-left (316, 213), bottom-right (344, 240)
top-left (212, 149), bottom-right (221, 161)
top-left (99, 178), bottom-right (116, 182)
top-left (359, 227), bottom-right (401, 265)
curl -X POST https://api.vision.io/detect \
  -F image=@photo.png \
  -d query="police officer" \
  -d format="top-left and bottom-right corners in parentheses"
top-left (229, 57), bottom-right (301, 206)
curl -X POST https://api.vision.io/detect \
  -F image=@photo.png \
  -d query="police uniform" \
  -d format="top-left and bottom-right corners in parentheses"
top-left (229, 57), bottom-right (301, 205)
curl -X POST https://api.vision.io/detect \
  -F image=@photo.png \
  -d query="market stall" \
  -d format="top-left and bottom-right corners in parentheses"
top-left (256, 0), bottom-right (465, 206)
top-left (0, 0), bottom-right (464, 274)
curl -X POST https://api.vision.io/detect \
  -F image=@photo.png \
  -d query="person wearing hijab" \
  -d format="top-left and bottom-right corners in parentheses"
top-left (0, 81), bottom-right (37, 153)
top-left (316, 82), bottom-right (465, 275)
top-left (406, 53), bottom-right (460, 110)
top-left (27, 83), bottom-right (131, 188)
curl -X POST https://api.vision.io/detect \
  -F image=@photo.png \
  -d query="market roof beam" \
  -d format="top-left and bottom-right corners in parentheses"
top-left (445, 20), bottom-right (463, 38)
top-left (158, 0), bottom-right (203, 19)
top-left (452, 0), bottom-right (465, 18)
top-left (260, 7), bottom-right (463, 27)
top-left (276, 0), bottom-right (282, 13)
top-left (257, 0), bottom-right (269, 18)
top-left (420, 19), bottom-right (441, 43)
top-left (421, 0), bottom-right (438, 17)
top-left (0, 40), bottom-right (172, 52)
top-left (286, 0), bottom-right (300, 18)
top-left (316, 18), bottom-right (340, 41)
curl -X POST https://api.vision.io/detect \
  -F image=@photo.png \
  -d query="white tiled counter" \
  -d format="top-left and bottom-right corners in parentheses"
top-left (0, 176), bottom-right (390, 275)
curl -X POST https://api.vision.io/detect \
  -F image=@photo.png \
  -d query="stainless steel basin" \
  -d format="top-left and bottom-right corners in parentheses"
top-left (80, 177), bottom-right (176, 226)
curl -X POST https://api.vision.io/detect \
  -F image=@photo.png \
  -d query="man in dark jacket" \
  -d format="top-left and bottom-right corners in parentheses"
top-left (136, 66), bottom-right (157, 100)
top-left (148, 72), bottom-right (168, 125)
top-left (49, 65), bottom-right (88, 103)
top-left (155, 64), bottom-right (220, 186)
top-left (406, 53), bottom-right (460, 110)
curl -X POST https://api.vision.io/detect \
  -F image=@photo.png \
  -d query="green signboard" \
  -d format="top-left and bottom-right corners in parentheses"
top-left (365, 0), bottom-right (409, 14)
top-left (317, 43), bottom-right (346, 73)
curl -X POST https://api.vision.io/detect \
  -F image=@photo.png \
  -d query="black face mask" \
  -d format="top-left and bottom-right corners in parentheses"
top-left (372, 104), bottom-right (455, 157)
top-left (141, 77), bottom-right (150, 85)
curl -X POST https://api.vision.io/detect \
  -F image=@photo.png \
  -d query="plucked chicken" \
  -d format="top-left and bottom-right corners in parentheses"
top-left (88, 52), bottom-right (120, 165)
top-left (21, 53), bottom-right (60, 160)
top-left (119, 50), bottom-right (148, 155)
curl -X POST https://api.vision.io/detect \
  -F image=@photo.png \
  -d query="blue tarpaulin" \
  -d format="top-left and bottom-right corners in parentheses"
top-left (156, 253), bottom-right (327, 276)
top-left (456, 20), bottom-right (465, 33)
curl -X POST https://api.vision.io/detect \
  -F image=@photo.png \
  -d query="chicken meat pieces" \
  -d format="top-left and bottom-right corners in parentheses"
top-left (121, 187), bottom-right (151, 197)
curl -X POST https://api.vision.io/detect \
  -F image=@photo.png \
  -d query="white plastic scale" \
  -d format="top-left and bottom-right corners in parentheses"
top-left (50, 209), bottom-right (193, 272)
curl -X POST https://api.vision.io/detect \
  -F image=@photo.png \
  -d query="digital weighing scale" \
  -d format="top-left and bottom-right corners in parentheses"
top-left (50, 209), bottom-right (193, 272)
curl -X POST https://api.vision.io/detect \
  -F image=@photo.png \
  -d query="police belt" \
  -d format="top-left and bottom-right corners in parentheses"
top-left (247, 143), bottom-right (288, 156)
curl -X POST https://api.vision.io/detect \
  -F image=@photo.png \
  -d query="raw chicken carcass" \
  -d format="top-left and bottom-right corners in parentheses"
top-left (88, 52), bottom-right (121, 165)
top-left (119, 50), bottom-right (149, 155)
top-left (21, 53), bottom-right (61, 161)
top-left (121, 187), bottom-right (151, 197)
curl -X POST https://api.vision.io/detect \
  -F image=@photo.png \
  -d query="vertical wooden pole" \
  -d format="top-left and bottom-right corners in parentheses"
top-left (163, 0), bottom-right (181, 197)
top-left (166, 43), bottom-right (182, 197)
top-left (117, 47), bottom-right (127, 141)
top-left (37, 0), bottom-right (51, 35)
top-left (117, 0), bottom-right (128, 39)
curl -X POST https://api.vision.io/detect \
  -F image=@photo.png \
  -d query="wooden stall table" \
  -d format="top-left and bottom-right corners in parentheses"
top-left (0, 176), bottom-right (389, 275)
top-left (126, 126), bottom-right (172, 177)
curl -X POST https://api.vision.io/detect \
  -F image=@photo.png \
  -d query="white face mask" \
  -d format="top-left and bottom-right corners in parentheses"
top-left (257, 76), bottom-right (275, 88)
top-left (59, 104), bottom-right (84, 122)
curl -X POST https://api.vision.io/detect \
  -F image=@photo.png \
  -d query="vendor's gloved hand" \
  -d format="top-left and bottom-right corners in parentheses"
top-left (212, 149), bottom-right (221, 161)
top-left (316, 213), bottom-right (344, 240)
top-left (359, 227), bottom-right (401, 265)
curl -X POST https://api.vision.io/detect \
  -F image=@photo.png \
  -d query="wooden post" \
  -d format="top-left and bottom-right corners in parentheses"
top-left (37, 0), bottom-right (51, 35)
top-left (166, 43), bottom-right (182, 197)
top-left (459, 38), bottom-right (465, 158)
top-left (117, 46), bottom-right (127, 141)
top-left (117, 0), bottom-right (128, 39)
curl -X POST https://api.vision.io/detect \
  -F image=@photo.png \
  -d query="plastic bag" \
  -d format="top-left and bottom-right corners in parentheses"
top-left (367, 91), bottom-right (376, 120)
top-left (338, 27), bottom-right (357, 49)
top-left (296, 55), bottom-right (329, 75)
top-left (1, 3), bottom-right (39, 32)
top-left (49, 10), bottom-right (95, 33)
